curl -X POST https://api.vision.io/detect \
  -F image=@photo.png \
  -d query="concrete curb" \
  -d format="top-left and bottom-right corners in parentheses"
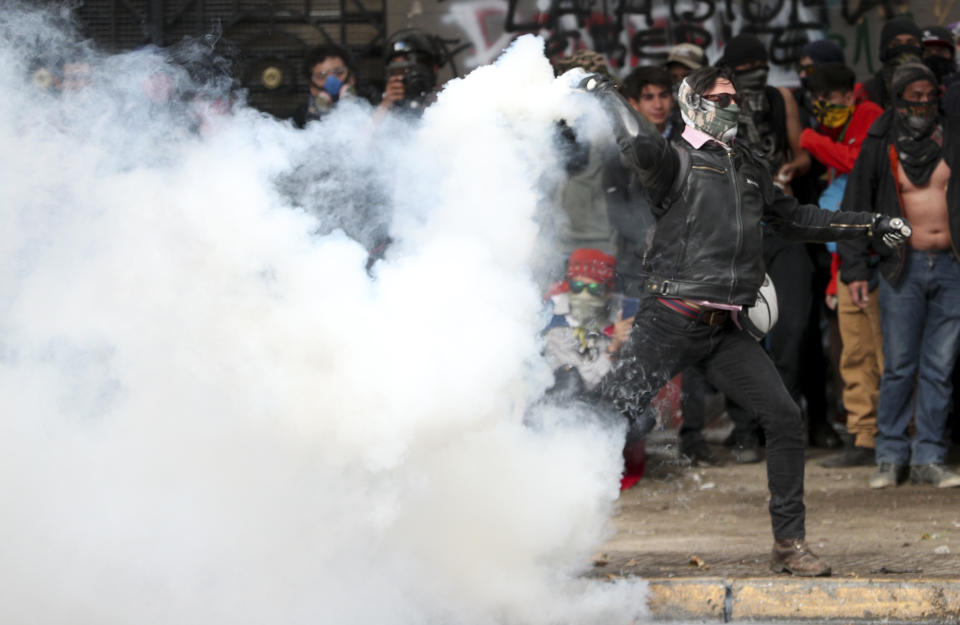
top-left (646, 577), bottom-right (960, 622)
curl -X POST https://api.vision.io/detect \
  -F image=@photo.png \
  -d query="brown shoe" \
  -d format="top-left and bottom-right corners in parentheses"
top-left (770, 538), bottom-right (832, 576)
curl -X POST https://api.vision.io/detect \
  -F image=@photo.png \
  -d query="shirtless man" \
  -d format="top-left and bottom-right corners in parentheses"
top-left (840, 63), bottom-right (960, 489)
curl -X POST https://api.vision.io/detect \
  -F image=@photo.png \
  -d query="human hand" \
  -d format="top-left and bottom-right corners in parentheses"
top-left (608, 315), bottom-right (634, 354)
top-left (872, 214), bottom-right (912, 248)
top-left (378, 75), bottom-right (405, 111)
top-left (847, 280), bottom-right (870, 309)
top-left (776, 162), bottom-right (796, 185)
top-left (825, 293), bottom-right (838, 311)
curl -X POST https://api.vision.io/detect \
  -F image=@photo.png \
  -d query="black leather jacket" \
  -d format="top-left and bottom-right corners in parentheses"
top-left (594, 85), bottom-right (879, 306)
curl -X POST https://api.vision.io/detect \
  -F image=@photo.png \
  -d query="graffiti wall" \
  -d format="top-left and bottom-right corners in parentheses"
top-left (387, 0), bottom-right (959, 85)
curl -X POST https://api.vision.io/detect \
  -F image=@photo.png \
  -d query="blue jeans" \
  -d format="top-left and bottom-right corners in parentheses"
top-left (876, 249), bottom-right (960, 466)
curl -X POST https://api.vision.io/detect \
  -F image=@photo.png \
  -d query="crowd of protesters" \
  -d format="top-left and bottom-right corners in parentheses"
top-left (300, 22), bottom-right (960, 492)
top-left (34, 16), bottom-right (960, 576)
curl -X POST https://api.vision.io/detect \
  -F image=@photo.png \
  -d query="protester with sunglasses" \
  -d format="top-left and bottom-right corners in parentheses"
top-left (542, 249), bottom-right (622, 398)
top-left (578, 65), bottom-right (912, 577)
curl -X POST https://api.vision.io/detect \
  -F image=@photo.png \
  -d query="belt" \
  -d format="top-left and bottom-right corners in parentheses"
top-left (657, 297), bottom-right (730, 326)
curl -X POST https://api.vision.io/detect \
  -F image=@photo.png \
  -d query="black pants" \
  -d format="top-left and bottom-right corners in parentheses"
top-left (600, 296), bottom-right (806, 540)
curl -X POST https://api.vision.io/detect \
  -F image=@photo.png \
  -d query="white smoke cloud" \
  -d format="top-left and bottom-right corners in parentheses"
top-left (0, 6), bottom-right (646, 624)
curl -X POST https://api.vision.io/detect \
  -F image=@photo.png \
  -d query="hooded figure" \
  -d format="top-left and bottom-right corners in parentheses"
top-left (921, 25), bottom-right (957, 85)
top-left (891, 62), bottom-right (943, 187)
top-left (718, 34), bottom-right (788, 177)
top-left (859, 17), bottom-right (923, 107)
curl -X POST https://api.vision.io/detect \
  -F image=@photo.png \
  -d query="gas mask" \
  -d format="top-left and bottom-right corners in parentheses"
top-left (678, 78), bottom-right (740, 144)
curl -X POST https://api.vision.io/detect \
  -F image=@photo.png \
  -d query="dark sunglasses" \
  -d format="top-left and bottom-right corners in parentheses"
top-left (702, 92), bottom-right (743, 109)
top-left (568, 279), bottom-right (608, 297)
top-left (797, 64), bottom-right (815, 77)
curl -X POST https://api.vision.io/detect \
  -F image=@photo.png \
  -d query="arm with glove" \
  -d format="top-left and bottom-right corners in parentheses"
top-left (575, 74), bottom-right (680, 210)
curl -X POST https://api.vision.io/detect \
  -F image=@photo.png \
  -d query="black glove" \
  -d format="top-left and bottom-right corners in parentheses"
top-left (872, 214), bottom-right (912, 248)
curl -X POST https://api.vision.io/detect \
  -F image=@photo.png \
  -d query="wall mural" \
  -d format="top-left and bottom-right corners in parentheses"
top-left (439, 0), bottom-right (924, 82)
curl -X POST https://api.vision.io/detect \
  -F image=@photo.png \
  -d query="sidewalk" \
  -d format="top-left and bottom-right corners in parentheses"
top-left (591, 424), bottom-right (960, 622)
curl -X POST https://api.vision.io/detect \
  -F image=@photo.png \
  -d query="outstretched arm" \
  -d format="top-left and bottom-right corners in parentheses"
top-left (578, 75), bottom-right (680, 207)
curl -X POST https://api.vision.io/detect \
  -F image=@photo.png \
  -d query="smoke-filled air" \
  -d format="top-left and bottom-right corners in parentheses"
top-left (0, 4), bottom-right (645, 624)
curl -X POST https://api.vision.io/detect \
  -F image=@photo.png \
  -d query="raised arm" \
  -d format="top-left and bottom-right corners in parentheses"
top-left (578, 75), bottom-right (680, 206)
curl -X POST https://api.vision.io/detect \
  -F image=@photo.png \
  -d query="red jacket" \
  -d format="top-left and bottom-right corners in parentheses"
top-left (799, 100), bottom-right (884, 174)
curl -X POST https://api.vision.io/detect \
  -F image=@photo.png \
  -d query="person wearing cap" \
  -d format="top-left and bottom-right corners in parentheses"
top-left (840, 63), bottom-right (960, 489)
top-left (921, 25), bottom-right (957, 87)
top-left (855, 17), bottom-right (923, 108)
top-left (542, 249), bottom-right (622, 396)
top-left (578, 66), bottom-right (911, 576)
top-left (664, 43), bottom-right (706, 91)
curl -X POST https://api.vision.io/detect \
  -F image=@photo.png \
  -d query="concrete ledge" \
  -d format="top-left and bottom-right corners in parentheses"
top-left (646, 577), bottom-right (960, 622)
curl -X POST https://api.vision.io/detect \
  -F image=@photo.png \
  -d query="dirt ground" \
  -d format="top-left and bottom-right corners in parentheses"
top-left (592, 425), bottom-right (960, 580)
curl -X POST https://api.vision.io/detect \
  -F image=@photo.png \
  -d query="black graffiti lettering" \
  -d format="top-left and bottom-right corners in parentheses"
top-left (673, 23), bottom-right (712, 50)
top-left (590, 21), bottom-right (627, 57)
top-left (770, 27), bottom-right (810, 65)
top-left (742, 0), bottom-right (786, 25)
top-left (670, 0), bottom-right (715, 23)
top-left (840, 0), bottom-right (897, 26)
top-left (631, 28), bottom-right (669, 63)
top-left (722, 0), bottom-right (736, 22)
top-left (498, 0), bottom-right (844, 69)
top-left (504, 0), bottom-right (546, 32)
top-left (618, 0), bottom-right (653, 28)
top-left (545, 30), bottom-right (582, 57)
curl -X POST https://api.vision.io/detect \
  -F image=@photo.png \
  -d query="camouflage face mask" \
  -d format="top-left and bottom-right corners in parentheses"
top-left (678, 78), bottom-right (740, 144)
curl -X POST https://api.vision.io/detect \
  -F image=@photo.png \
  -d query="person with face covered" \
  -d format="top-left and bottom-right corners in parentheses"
top-left (854, 17), bottom-right (923, 108)
top-left (542, 249), bottom-right (622, 397)
top-left (719, 35), bottom-right (844, 453)
top-left (718, 34), bottom-right (809, 188)
top-left (578, 66), bottom-right (911, 576)
top-left (798, 63), bottom-right (885, 468)
top-left (921, 26), bottom-right (957, 88)
top-left (293, 44), bottom-right (358, 128)
top-left (840, 63), bottom-right (960, 489)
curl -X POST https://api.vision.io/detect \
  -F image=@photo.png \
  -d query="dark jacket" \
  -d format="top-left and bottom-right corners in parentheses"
top-left (838, 110), bottom-right (960, 284)
top-left (596, 85), bottom-right (879, 306)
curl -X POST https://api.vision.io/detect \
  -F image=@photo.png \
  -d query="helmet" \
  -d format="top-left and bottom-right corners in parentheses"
top-left (384, 28), bottom-right (442, 67)
top-left (741, 273), bottom-right (778, 341)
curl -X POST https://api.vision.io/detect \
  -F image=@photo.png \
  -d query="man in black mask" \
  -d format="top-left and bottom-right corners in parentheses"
top-left (921, 25), bottom-right (957, 87)
top-left (856, 17), bottom-right (923, 108)
top-left (718, 34), bottom-right (808, 184)
top-left (840, 63), bottom-right (960, 489)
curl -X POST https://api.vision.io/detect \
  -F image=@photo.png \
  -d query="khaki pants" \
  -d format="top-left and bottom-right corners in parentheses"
top-left (837, 274), bottom-right (884, 448)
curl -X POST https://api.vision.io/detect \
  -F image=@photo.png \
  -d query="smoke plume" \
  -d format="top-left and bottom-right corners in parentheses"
top-left (0, 5), bottom-right (645, 624)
